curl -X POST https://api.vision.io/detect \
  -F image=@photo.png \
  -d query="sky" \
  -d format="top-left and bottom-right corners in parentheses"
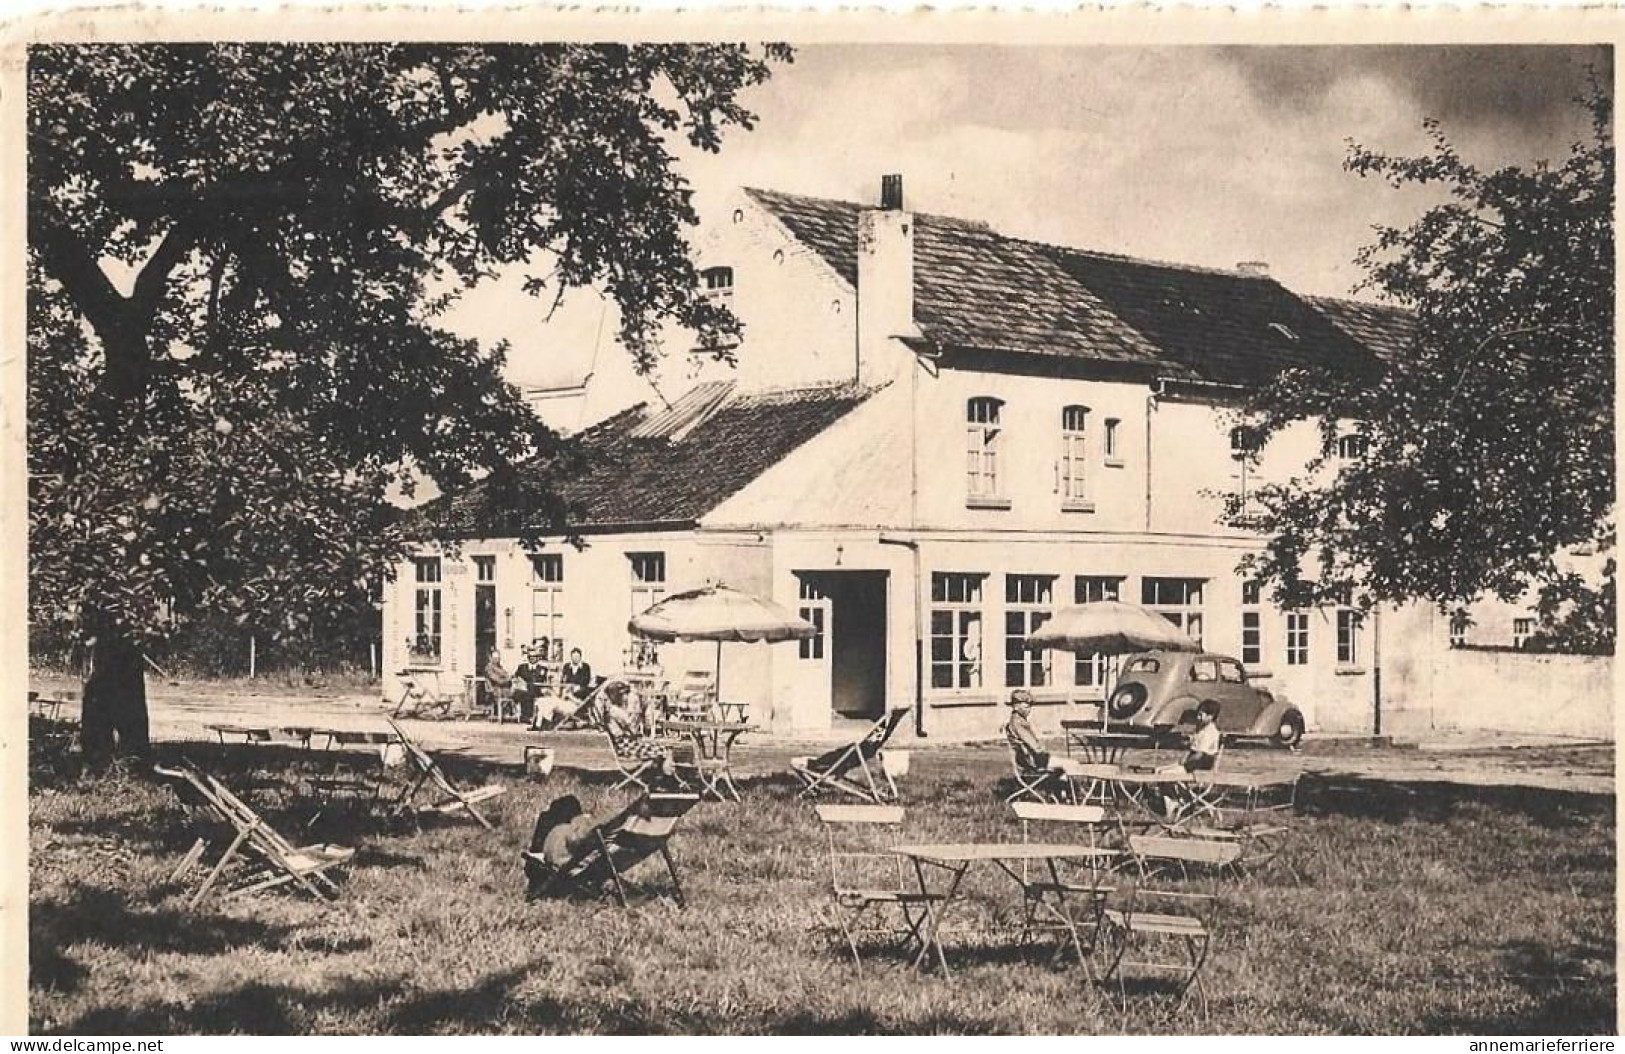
top-left (445, 43), bottom-right (1610, 393)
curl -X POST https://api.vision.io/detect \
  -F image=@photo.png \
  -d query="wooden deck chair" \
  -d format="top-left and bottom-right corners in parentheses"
top-left (791, 708), bottom-right (911, 803)
top-left (1101, 834), bottom-right (1241, 1014)
top-left (531, 679), bottom-right (607, 733)
top-left (384, 717), bottom-right (506, 829)
top-left (814, 804), bottom-right (948, 974)
top-left (1009, 802), bottom-right (1121, 967)
top-left (527, 792), bottom-right (700, 908)
top-left (154, 760), bottom-right (355, 909)
top-left (391, 671), bottom-right (453, 719)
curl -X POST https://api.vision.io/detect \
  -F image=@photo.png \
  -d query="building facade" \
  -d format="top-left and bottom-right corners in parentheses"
top-left (382, 178), bottom-right (1605, 741)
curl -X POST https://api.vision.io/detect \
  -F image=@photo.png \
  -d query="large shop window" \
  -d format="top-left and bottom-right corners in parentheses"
top-left (411, 556), bottom-right (442, 664)
top-left (530, 554), bottom-right (565, 655)
top-left (1005, 574), bottom-right (1056, 688)
top-left (1074, 575), bottom-right (1123, 690)
top-left (930, 572), bottom-right (986, 690)
top-left (1142, 577), bottom-right (1205, 649)
top-left (965, 397), bottom-right (1005, 505)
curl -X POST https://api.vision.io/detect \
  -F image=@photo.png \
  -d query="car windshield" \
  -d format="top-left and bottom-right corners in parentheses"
top-left (1124, 657), bottom-right (1160, 674)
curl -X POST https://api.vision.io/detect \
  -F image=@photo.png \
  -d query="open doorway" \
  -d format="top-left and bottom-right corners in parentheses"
top-left (795, 570), bottom-right (888, 722)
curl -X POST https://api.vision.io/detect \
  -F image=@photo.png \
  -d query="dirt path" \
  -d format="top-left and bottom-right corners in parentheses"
top-left (29, 675), bottom-right (1616, 795)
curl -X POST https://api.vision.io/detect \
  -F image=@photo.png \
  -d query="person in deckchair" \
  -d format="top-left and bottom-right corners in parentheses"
top-left (523, 794), bottom-right (597, 899)
top-left (596, 679), bottom-right (683, 788)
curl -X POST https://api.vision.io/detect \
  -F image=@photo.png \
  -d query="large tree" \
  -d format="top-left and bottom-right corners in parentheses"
top-left (28, 43), bottom-right (791, 762)
top-left (1228, 81), bottom-right (1614, 634)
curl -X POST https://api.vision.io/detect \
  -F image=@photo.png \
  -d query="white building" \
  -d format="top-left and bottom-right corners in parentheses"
top-left (382, 177), bottom-right (1612, 742)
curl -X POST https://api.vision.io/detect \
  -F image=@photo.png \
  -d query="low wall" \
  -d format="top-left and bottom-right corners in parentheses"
top-left (1382, 647), bottom-right (1614, 741)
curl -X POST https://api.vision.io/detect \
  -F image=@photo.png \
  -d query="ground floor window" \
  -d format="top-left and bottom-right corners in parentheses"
top-left (1143, 576), bottom-right (1205, 648)
top-left (411, 556), bottom-right (442, 664)
top-left (798, 578), bottom-right (827, 661)
top-left (1074, 575), bottom-right (1123, 690)
top-left (627, 552), bottom-right (667, 669)
top-left (1241, 580), bottom-right (1263, 666)
top-left (1286, 611), bottom-right (1309, 666)
top-left (531, 554), bottom-right (565, 654)
top-left (1336, 608), bottom-right (1362, 665)
top-left (930, 572), bottom-right (986, 689)
top-left (1004, 574), bottom-right (1056, 688)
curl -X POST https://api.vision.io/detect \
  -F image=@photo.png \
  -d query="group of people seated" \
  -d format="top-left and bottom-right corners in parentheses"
top-left (481, 642), bottom-right (600, 728)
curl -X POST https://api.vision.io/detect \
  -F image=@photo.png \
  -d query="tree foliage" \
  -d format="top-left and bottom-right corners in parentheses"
top-left (27, 43), bottom-right (790, 757)
top-left (1228, 80), bottom-right (1614, 636)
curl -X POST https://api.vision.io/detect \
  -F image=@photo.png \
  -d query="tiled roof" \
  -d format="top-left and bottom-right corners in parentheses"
top-left (747, 187), bottom-right (1386, 384)
top-left (1306, 295), bottom-right (1416, 364)
top-left (427, 383), bottom-right (873, 537)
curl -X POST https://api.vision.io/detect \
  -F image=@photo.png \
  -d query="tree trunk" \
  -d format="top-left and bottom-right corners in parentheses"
top-left (81, 630), bottom-right (150, 765)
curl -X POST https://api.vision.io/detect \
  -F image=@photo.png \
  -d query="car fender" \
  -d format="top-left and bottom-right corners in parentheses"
top-left (1150, 695), bottom-right (1203, 729)
top-left (1247, 698), bottom-right (1303, 738)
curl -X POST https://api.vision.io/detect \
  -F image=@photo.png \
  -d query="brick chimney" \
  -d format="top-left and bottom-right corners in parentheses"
top-left (857, 174), bottom-right (917, 383)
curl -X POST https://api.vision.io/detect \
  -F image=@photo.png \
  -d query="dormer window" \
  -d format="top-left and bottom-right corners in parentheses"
top-left (966, 397), bottom-right (1008, 508)
top-left (701, 266), bottom-right (734, 297)
top-left (1336, 434), bottom-right (1368, 461)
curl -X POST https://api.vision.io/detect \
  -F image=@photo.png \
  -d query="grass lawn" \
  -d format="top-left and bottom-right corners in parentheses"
top-left (27, 728), bottom-right (1616, 1035)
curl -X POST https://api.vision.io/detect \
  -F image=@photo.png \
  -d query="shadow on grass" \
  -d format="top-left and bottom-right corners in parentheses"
top-left (30, 887), bottom-right (326, 996)
top-left (1299, 774), bottom-right (1612, 828)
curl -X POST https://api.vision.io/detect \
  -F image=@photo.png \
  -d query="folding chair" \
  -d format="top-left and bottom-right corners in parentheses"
top-left (532, 679), bottom-right (607, 733)
top-left (527, 792), bottom-right (700, 907)
top-left (791, 708), bottom-right (911, 803)
top-left (669, 669), bottom-right (718, 721)
top-left (1178, 773), bottom-right (1301, 882)
top-left (391, 671), bottom-right (453, 719)
top-left (383, 717), bottom-right (507, 829)
top-left (154, 760), bottom-right (355, 909)
top-left (814, 804), bottom-right (947, 974)
top-left (1005, 744), bottom-right (1073, 805)
top-left (1101, 834), bottom-right (1241, 1014)
top-left (1009, 802), bottom-right (1121, 968)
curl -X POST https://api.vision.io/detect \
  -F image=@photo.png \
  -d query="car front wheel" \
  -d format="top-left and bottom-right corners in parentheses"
top-left (1271, 711), bottom-right (1305, 749)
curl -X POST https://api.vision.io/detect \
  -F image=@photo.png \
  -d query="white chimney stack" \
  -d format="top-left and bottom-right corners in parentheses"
top-left (857, 174), bottom-right (917, 384)
top-left (1236, 260), bottom-right (1270, 278)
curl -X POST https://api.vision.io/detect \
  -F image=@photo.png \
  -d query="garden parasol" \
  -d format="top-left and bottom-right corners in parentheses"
top-left (628, 584), bottom-right (816, 702)
top-left (1024, 600), bottom-right (1203, 656)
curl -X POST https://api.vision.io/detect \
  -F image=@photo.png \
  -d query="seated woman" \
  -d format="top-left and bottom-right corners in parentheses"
top-left (595, 680), bottom-right (685, 787)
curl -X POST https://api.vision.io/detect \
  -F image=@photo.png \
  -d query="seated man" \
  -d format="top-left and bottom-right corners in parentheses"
top-left (560, 648), bottom-right (595, 700)
top-left (512, 643), bottom-right (547, 726)
top-left (522, 794), bottom-right (597, 899)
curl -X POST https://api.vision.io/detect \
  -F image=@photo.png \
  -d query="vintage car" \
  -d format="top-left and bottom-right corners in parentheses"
top-left (1105, 650), bottom-right (1305, 748)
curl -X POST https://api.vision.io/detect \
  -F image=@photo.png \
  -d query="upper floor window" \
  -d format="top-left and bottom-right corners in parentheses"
top-left (1513, 617), bottom-right (1535, 649)
top-left (1231, 426), bottom-right (1264, 459)
top-left (473, 555), bottom-right (496, 583)
top-left (966, 397), bottom-right (1005, 505)
top-left (1336, 434), bottom-right (1369, 461)
top-left (1060, 405), bottom-right (1090, 506)
top-left (1104, 418), bottom-right (1123, 465)
top-left (701, 266), bottom-right (734, 296)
